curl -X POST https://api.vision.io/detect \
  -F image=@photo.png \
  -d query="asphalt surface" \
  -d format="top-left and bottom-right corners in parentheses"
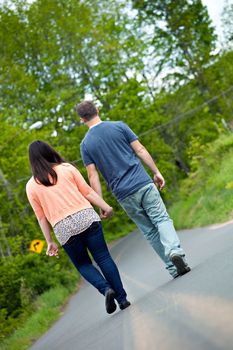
top-left (30, 221), bottom-right (233, 350)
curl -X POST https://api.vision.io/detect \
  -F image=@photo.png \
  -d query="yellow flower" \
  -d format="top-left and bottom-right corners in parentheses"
top-left (225, 181), bottom-right (233, 190)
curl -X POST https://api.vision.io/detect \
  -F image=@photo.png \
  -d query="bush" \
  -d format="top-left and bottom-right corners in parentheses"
top-left (0, 251), bottom-right (77, 339)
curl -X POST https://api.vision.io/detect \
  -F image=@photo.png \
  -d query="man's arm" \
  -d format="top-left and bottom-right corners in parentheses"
top-left (86, 163), bottom-right (102, 197)
top-left (130, 140), bottom-right (165, 190)
top-left (86, 163), bottom-right (108, 218)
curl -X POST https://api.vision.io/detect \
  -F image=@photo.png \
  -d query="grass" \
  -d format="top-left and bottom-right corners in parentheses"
top-left (169, 133), bottom-right (233, 229)
top-left (0, 284), bottom-right (78, 350)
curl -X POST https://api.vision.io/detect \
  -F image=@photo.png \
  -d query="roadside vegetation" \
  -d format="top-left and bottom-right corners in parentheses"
top-left (0, 285), bottom-right (78, 350)
top-left (170, 133), bottom-right (233, 228)
top-left (1, 0), bottom-right (233, 349)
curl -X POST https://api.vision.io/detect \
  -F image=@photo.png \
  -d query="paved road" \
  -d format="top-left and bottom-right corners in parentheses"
top-left (30, 221), bottom-right (233, 350)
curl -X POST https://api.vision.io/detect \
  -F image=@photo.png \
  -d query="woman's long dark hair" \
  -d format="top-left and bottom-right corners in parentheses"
top-left (29, 140), bottom-right (65, 186)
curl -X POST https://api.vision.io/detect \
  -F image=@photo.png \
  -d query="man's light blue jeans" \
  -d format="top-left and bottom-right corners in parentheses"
top-left (119, 183), bottom-right (185, 278)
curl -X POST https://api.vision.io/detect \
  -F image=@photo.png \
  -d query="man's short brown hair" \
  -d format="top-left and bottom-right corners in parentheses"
top-left (76, 101), bottom-right (98, 121)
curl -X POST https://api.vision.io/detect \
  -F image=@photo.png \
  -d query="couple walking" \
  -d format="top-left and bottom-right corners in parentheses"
top-left (26, 101), bottom-right (190, 315)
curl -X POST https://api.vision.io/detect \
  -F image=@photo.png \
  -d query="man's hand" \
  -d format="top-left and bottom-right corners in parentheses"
top-left (100, 206), bottom-right (113, 220)
top-left (154, 172), bottom-right (165, 190)
top-left (46, 242), bottom-right (59, 257)
top-left (131, 140), bottom-right (165, 190)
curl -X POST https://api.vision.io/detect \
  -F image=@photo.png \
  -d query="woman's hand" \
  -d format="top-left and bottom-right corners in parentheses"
top-left (46, 242), bottom-right (59, 257)
top-left (100, 206), bottom-right (113, 220)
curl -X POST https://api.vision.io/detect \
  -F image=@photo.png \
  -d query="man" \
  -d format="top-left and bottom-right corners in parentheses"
top-left (76, 101), bottom-right (190, 278)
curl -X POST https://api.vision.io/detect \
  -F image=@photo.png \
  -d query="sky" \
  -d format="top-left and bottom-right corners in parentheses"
top-left (202, 0), bottom-right (232, 40)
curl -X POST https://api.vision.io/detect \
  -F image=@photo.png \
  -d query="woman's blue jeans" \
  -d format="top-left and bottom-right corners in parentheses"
top-left (63, 221), bottom-right (127, 304)
top-left (119, 183), bottom-right (185, 278)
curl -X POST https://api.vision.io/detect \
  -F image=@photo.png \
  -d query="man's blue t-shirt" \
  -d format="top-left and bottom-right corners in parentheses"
top-left (80, 121), bottom-right (152, 201)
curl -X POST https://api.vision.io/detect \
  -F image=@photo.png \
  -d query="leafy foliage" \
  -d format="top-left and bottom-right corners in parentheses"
top-left (0, 0), bottom-right (233, 342)
top-left (169, 133), bottom-right (233, 228)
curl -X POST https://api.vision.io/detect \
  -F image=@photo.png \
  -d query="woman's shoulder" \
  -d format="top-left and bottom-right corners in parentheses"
top-left (26, 176), bottom-right (34, 186)
top-left (62, 162), bottom-right (72, 167)
top-left (56, 162), bottom-right (79, 175)
top-left (26, 176), bottom-right (36, 194)
top-left (56, 162), bottom-right (74, 170)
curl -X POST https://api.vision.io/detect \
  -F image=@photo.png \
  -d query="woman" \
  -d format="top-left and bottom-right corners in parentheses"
top-left (26, 140), bottom-right (130, 314)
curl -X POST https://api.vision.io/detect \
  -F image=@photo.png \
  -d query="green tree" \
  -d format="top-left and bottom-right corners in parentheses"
top-left (0, 0), bottom-right (146, 131)
top-left (133, 1), bottom-right (216, 80)
top-left (222, 1), bottom-right (233, 50)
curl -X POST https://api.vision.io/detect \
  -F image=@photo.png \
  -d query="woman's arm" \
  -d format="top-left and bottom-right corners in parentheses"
top-left (26, 187), bottom-right (59, 257)
top-left (71, 165), bottom-right (113, 218)
top-left (38, 217), bottom-right (59, 257)
top-left (85, 190), bottom-right (113, 219)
